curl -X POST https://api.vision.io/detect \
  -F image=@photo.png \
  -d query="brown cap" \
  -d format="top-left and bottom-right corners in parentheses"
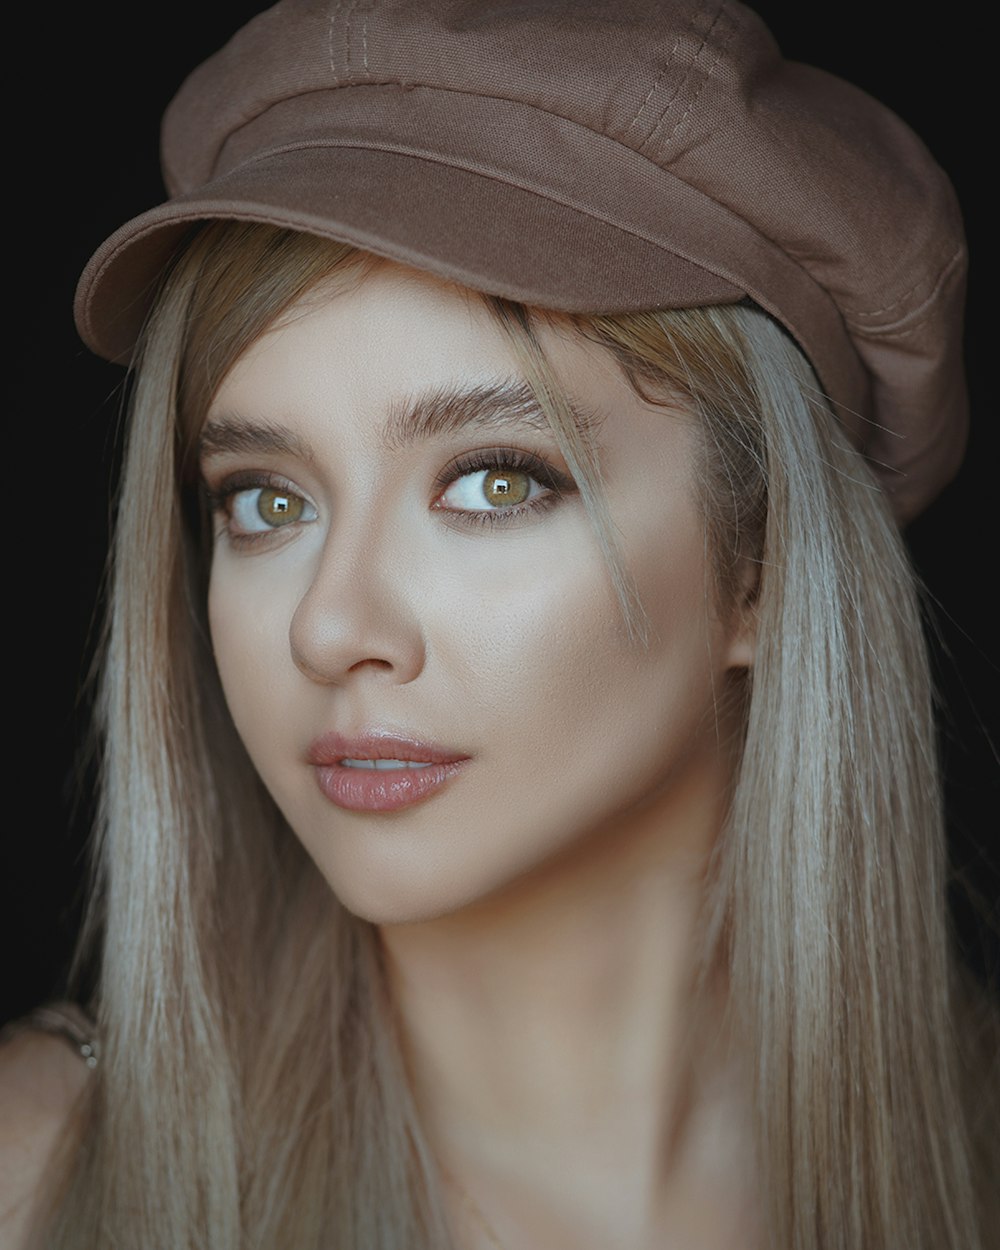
top-left (74, 0), bottom-right (968, 521)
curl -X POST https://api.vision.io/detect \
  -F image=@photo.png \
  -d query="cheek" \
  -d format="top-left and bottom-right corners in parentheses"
top-left (206, 559), bottom-right (301, 743)
top-left (541, 514), bottom-right (724, 804)
top-left (419, 521), bottom-right (625, 715)
top-left (440, 508), bottom-right (723, 800)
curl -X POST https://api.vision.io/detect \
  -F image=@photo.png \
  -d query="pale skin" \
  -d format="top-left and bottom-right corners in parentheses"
top-left (203, 262), bottom-right (758, 1248)
top-left (0, 260), bottom-right (758, 1249)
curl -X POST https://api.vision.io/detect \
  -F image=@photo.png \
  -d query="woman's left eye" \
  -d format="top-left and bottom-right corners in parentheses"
top-left (433, 451), bottom-right (575, 522)
top-left (437, 466), bottom-right (540, 511)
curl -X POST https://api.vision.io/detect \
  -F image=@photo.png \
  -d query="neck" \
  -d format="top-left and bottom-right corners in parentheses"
top-left (377, 731), bottom-right (752, 1247)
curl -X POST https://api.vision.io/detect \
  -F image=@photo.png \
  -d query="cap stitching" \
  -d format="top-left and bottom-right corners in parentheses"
top-left (648, 2), bottom-right (737, 152)
top-left (633, 1), bottom-right (727, 152)
top-left (737, 84), bottom-right (962, 338)
top-left (841, 246), bottom-right (964, 337)
top-left (839, 244), bottom-right (963, 321)
top-left (344, 0), bottom-right (358, 79)
top-left (625, 35), bottom-right (686, 141)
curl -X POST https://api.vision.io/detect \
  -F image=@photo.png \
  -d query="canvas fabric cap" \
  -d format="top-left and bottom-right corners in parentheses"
top-left (75, 0), bottom-right (968, 522)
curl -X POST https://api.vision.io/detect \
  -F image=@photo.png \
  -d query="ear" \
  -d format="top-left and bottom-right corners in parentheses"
top-left (723, 557), bottom-right (759, 671)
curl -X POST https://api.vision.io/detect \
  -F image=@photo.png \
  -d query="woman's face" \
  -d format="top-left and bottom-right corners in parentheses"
top-left (201, 261), bottom-right (752, 925)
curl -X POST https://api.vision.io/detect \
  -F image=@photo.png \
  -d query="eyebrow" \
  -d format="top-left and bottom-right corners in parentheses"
top-left (198, 419), bottom-right (313, 461)
top-left (380, 378), bottom-right (603, 451)
top-left (198, 377), bottom-right (603, 462)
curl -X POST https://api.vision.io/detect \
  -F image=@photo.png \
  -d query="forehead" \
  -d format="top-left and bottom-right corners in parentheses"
top-left (220, 261), bottom-right (533, 419)
top-left (207, 261), bottom-right (692, 462)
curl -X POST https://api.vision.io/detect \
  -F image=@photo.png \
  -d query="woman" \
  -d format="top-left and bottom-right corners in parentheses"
top-left (3, 2), bottom-right (996, 1247)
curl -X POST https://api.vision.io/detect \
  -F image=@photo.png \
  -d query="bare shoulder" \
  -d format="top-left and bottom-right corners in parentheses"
top-left (0, 1026), bottom-right (93, 1248)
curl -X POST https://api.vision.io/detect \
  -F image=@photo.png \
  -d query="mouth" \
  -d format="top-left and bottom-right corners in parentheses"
top-left (307, 730), bottom-right (471, 812)
top-left (339, 758), bottom-right (440, 770)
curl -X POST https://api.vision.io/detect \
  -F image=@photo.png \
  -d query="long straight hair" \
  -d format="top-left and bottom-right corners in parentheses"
top-left (38, 222), bottom-right (997, 1249)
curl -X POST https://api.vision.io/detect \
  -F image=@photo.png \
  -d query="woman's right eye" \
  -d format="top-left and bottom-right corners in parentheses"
top-left (211, 482), bottom-right (318, 539)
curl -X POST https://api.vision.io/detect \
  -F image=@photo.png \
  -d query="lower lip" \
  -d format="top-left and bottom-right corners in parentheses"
top-left (313, 760), bottom-right (469, 812)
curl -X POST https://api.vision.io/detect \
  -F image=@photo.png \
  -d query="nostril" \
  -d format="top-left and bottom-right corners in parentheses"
top-left (287, 578), bottom-right (426, 687)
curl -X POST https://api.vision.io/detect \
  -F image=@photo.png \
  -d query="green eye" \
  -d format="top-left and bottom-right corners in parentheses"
top-left (224, 485), bottom-right (316, 535)
top-left (257, 488), bottom-right (305, 526)
top-left (480, 469), bottom-right (531, 507)
top-left (440, 466), bottom-right (537, 511)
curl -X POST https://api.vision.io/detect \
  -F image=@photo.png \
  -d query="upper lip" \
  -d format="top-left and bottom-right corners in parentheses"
top-left (306, 729), bottom-right (471, 767)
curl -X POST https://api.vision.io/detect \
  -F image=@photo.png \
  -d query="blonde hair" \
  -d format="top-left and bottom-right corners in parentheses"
top-left (39, 222), bottom-right (997, 1249)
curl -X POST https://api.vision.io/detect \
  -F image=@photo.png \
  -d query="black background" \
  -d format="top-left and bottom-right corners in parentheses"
top-left (4, 2), bottom-right (996, 1026)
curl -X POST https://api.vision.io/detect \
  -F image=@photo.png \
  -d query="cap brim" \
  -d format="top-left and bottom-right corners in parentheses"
top-left (75, 144), bottom-right (745, 364)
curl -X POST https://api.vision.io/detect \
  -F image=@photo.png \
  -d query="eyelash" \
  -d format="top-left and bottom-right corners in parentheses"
top-left (431, 447), bottom-right (575, 528)
top-left (203, 470), bottom-right (304, 549)
top-left (203, 447), bottom-right (576, 544)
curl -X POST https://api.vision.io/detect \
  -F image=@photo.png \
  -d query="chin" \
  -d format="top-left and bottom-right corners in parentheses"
top-left (302, 841), bottom-right (503, 930)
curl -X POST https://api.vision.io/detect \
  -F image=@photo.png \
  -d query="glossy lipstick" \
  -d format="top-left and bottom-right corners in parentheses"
top-left (307, 731), bottom-right (470, 813)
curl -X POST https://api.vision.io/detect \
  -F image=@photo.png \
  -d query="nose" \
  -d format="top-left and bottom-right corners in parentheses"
top-left (288, 518), bottom-right (426, 687)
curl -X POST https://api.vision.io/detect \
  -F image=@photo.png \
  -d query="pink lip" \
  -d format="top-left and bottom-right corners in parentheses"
top-left (307, 730), bottom-right (471, 813)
